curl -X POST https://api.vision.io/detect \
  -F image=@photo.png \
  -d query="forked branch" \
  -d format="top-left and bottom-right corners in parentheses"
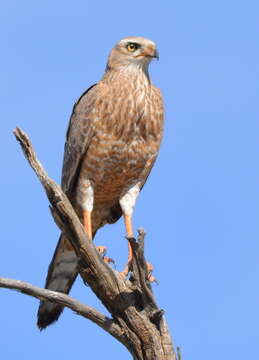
top-left (0, 127), bottom-right (177, 360)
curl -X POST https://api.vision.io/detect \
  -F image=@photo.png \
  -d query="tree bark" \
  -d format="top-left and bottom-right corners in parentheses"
top-left (0, 127), bottom-right (177, 360)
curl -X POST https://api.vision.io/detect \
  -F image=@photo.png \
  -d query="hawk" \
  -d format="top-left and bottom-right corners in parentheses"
top-left (37, 36), bottom-right (164, 329)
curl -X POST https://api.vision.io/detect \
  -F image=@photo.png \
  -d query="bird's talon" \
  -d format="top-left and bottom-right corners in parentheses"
top-left (96, 245), bottom-right (107, 256)
top-left (125, 235), bottom-right (135, 241)
top-left (120, 270), bottom-right (128, 278)
top-left (103, 256), bottom-right (115, 266)
top-left (96, 247), bottom-right (115, 267)
top-left (146, 262), bottom-right (158, 283)
top-left (120, 260), bottom-right (133, 278)
top-left (147, 274), bottom-right (159, 284)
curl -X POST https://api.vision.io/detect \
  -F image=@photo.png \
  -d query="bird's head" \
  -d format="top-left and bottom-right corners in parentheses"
top-left (106, 36), bottom-right (158, 72)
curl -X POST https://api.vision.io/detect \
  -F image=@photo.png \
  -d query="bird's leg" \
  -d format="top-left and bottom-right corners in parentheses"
top-left (119, 184), bottom-right (140, 277)
top-left (119, 185), bottom-right (157, 281)
top-left (77, 181), bottom-right (94, 241)
top-left (125, 214), bottom-right (134, 238)
top-left (82, 210), bottom-right (114, 265)
top-left (83, 210), bottom-right (92, 240)
top-left (121, 214), bottom-right (134, 276)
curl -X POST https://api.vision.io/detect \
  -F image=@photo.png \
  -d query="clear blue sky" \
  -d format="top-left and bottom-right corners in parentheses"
top-left (1, 1), bottom-right (258, 359)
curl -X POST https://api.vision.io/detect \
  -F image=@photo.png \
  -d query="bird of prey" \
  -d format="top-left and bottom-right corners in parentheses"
top-left (37, 36), bottom-right (164, 329)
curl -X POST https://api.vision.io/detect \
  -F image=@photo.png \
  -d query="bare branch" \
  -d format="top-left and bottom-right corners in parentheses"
top-left (12, 127), bottom-right (176, 360)
top-left (129, 229), bottom-right (158, 309)
top-left (13, 127), bottom-right (90, 250)
top-left (0, 277), bottom-right (123, 340)
top-left (13, 127), bottom-right (123, 295)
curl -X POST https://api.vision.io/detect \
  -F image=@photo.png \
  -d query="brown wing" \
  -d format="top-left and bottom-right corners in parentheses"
top-left (140, 156), bottom-right (158, 190)
top-left (61, 83), bottom-right (98, 197)
top-left (37, 84), bottom-right (100, 329)
top-left (140, 86), bottom-right (164, 190)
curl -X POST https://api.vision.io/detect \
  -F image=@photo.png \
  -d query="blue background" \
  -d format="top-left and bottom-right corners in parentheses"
top-left (1, 1), bottom-right (258, 359)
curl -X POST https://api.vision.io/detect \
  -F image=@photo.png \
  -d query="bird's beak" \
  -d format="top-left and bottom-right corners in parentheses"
top-left (138, 47), bottom-right (159, 60)
top-left (154, 49), bottom-right (159, 60)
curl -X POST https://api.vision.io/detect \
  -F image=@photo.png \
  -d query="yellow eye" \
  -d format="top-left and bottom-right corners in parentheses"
top-left (127, 43), bottom-right (137, 52)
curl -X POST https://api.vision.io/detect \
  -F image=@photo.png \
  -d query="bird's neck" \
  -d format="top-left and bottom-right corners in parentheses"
top-left (102, 63), bottom-right (151, 85)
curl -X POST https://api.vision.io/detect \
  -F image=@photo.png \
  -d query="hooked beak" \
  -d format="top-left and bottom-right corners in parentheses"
top-left (153, 49), bottom-right (159, 60)
top-left (144, 47), bottom-right (159, 60)
top-left (136, 47), bottom-right (159, 60)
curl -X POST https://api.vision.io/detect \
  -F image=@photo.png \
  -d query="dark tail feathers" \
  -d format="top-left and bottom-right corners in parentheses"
top-left (37, 235), bottom-right (78, 329)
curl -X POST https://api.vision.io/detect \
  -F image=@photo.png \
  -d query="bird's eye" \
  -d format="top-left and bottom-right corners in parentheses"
top-left (127, 43), bottom-right (138, 52)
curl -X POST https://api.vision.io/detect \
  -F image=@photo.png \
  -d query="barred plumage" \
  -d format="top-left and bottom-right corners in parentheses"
top-left (37, 36), bottom-right (163, 329)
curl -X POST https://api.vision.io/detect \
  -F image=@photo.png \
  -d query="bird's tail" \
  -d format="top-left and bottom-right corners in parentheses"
top-left (37, 234), bottom-right (79, 330)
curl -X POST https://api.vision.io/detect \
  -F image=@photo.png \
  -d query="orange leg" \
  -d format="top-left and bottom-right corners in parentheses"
top-left (125, 214), bottom-right (134, 238)
top-left (83, 210), bottom-right (114, 265)
top-left (122, 215), bottom-right (157, 282)
top-left (121, 214), bottom-right (134, 276)
top-left (83, 210), bottom-right (92, 241)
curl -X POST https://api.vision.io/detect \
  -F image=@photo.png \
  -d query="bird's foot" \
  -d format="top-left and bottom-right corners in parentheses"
top-left (96, 246), bottom-right (115, 267)
top-left (146, 262), bottom-right (158, 284)
top-left (120, 260), bottom-right (132, 278)
top-left (120, 261), bottom-right (157, 283)
top-left (96, 245), bottom-right (107, 256)
top-left (103, 256), bottom-right (115, 266)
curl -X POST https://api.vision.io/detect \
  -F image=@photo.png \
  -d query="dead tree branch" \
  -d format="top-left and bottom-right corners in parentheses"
top-left (0, 277), bottom-right (122, 340)
top-left (0, 127), bottom-right (176, 360)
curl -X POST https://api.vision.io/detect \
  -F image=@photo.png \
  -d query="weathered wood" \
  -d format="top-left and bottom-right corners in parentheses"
top-left (1, 127), bottom-right (177, 359)
top-left (0, 277), bottom-right (123, 342)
